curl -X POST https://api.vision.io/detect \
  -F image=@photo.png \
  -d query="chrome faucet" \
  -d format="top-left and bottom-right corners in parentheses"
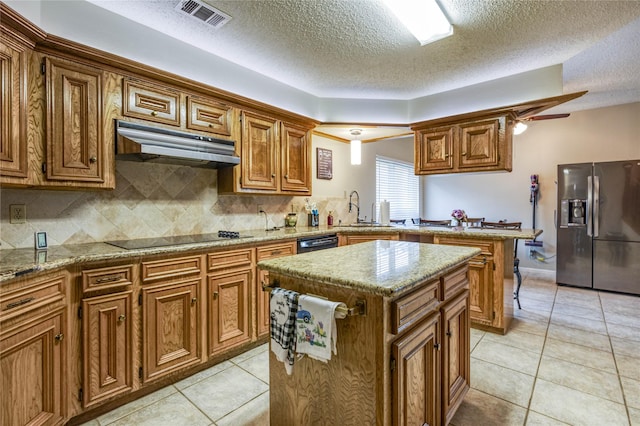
top-left (348, 190), bottom-right (361, 222)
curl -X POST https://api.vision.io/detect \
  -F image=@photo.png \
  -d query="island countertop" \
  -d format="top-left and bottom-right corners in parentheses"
top-left (258, 240), bottom-right (480, 297)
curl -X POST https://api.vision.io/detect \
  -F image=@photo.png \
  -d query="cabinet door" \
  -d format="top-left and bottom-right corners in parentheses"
top-left (467, 255), bottom-right (494, 325)
top-left (186, 95), bottom-right (233, 136)
top-left (123, 78), bottom-right (180, 126)
top-left (280, 122), bottom-right (311, 193)
top-left (458, 119), bottom-right (499, 169)
top-left (0, 36), bottom-right (28, 179)
top-left (241, 111), bottom-right (278, 191)
top-left (141, 279), bottom-right (200, 383)
top-left (208, 269), bottom-right (251, 356)
top-left (441, 290), bottom-right (470, 424)
top-left (391, 312), bottom-right (440, 426)
top-left (255, 241), bottom-right (297, 338)
top-left (45, 57), bottom-right (104, 182)
top-left (415, 126), bottom-right (454, 173)
top-left (1, 309), bottom-right (66, 426)
top-left (343, 233), bottom-right (399, 245)
top-left (82, 291), bottom-right (133, 408)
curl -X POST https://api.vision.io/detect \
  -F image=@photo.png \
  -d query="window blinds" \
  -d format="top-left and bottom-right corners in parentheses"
top-left (376, 156), bottom-right (419, 221)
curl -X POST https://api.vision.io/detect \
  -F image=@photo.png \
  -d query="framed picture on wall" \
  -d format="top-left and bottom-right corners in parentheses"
top-left (317, 148), bottom-right (333, 180)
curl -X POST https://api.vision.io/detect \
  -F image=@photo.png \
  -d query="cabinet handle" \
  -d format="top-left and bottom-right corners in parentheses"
top-left (462, 152), bottom-right (466, 156)
top-left (4, 297), bottom-right (35, 310)
top-left (55, 333), bottom-right (64, 342)
top-left (284, 174), bottom-right (289, 179)
top-left (191, 297), bottom-right (197, 305)
top-left (95, 275), bottom-right (120, 284)
top-left (446, 330), bottom-right (452, 337)
top-left (434, 343), bottom-right (440, 350)
top-left (482, 256), bottom-right (487, 264)
top-left (151, 111), bottom-right (158, 116)
top-left (89, 156), bottom-right (97, 164)
top-left (213, 291), bottom-right (219, 299)
top-left (208, 123), bottom-right (213, 128)
top-left (271, 173), bottom-right (276, 178)
top-left (118, 314), bottom-right (126, 322)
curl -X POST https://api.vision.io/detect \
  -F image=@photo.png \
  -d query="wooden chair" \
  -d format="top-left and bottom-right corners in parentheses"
top-left (465, 217), bottom-right (484, 227)
top-left (481, 221), bottom-right (523, 309)
top-left (411, 218), bottom-right (420, 224)
top-left (390, 219), bottom-right (406, 225)
top-left (419, 219), bottom-right (451, 226)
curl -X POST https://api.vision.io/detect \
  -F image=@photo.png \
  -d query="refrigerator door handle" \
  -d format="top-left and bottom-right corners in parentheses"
top-left (587, 176), bottom-right (593, 236)
top-left (593, 175), bottom-right (600, 238)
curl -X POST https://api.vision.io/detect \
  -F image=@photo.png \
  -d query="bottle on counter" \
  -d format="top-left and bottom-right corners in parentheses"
top-left (327, 211), bottom-right (334, 226)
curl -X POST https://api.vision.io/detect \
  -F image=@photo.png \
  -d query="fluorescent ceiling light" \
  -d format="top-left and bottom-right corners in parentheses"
top-left (381, 0), bottom-right (453, 45)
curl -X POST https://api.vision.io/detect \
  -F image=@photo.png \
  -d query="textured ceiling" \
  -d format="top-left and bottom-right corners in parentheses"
top-left (73, 1), bottom-right (640, 140)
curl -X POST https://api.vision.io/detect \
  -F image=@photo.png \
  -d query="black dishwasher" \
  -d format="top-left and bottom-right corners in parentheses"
top-left (297, 234), bottom-right (338, 253)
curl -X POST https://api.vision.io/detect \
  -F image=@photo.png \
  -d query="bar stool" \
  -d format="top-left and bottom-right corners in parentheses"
top-left (481, 221), bottom-right (523, 309)
top-left (390, 219), bottom-right (406, 224)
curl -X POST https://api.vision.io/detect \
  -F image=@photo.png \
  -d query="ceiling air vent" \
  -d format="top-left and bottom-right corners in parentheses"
top-left (175, 0), bottom-right (232, 29)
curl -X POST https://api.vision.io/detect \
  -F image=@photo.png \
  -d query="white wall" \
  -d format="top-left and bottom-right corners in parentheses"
top-left (422, 102), bottom-right (640, 270)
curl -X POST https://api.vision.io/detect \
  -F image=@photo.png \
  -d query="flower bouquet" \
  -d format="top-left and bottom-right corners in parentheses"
top-left (451, 209), bottom-right (467, 226)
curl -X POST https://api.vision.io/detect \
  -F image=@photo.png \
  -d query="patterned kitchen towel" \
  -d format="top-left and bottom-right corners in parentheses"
top-left (270, 287), bottom-right (299, 375)
top-left (295, 294), bottom-right (346, 362)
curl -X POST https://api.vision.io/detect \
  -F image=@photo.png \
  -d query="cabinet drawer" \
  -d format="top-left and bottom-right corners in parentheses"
top-left (435, 237), bottom-right (494, 256)
top-left (82, 264), bottom-right (134, 293)
top-left (123, 78), bottom-right (180, 126)
top-left (440, 265), bottom-right (469, 301)
top-left (1, 274), bottom-right (66, 321)
top-left (391, 280), bottom-right (439, 335)
top-left (207, 248), bottom-right (254, 273)
top-left (256, 241), bottom-right (296, 260)
top-left (141, 256), bottom-right (202, 283)
top-left (186, 96), bottom-right (233, 136)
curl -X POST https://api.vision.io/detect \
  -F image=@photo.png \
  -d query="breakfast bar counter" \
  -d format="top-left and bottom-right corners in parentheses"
top-left (258, 240), bottom-right (480, 426)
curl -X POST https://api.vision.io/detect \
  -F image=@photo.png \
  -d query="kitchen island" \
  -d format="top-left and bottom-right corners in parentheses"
top-left (258, 240), bottom-right (480, 426)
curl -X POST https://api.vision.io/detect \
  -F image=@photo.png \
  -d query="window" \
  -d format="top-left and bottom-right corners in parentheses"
top-left (376, 156), bottom-right (419, 221)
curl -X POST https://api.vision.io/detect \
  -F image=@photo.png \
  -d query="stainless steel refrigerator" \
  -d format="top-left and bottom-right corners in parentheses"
top-left (557, 160), bottom-right (640, 294)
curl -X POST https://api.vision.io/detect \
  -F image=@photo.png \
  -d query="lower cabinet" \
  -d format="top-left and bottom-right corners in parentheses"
top-left (440, 290), bottom-right (470, 424)
top-left (82, 291), bottom-right (133, 408)
top-left (0, 271), bottom-right (67, 426)
top-left (339, 232), bottom-right (399, 246)
top-left (141, 279), bottom-right (201, 383)
top-left (391, 311), bottom-right (441, 426)
top-left (255, 241), bottom-right (297, 338)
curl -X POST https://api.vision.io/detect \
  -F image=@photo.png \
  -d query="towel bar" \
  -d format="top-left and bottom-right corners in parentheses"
top-left (262, 281), bottom-right (366, 317)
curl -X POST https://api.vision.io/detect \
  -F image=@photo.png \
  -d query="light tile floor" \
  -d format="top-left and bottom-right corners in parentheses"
top-left (81, 269), bottom-right (640, 425)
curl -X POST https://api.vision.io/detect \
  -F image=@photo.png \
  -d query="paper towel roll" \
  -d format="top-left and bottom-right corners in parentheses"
top-left (380, 200), bottom-right (390, 225)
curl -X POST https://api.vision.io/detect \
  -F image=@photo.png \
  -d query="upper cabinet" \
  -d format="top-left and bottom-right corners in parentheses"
top-left (123, 78), bottom-right (181, 127)
top-left (414, 116), bottom-right (511, 175)
top-left (218, 111), bottom-right (313, 195)
top-left (45, 57), bottom-right (106, 183)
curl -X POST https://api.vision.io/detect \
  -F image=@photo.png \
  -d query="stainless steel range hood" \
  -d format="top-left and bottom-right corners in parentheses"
top-left (115, 120), bottom-right (240, 168)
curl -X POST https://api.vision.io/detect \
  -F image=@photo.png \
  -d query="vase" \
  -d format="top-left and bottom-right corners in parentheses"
top-left (453, 219), bottom-right (461, 227)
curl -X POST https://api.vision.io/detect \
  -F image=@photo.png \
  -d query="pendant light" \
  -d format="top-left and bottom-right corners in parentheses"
top-left (514, 121), bottom-right (528, 135)
top-left (350, 129), bottom-right (362, 165)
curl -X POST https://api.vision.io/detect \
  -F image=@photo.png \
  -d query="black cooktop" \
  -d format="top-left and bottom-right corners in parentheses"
top-left (105, 231), bottom-right (251, 250)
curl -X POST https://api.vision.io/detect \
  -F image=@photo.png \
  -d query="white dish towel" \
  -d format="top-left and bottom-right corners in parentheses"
top-left (270, 288), bottom-right (299, 375)
top-left (295, 295), bottom-right (346, 362)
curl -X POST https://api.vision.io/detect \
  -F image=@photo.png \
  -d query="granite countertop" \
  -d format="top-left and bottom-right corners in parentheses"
top-left (0, 224), bottom-right (540, 283)
top-left (258, 240), bottom-right (481, 297)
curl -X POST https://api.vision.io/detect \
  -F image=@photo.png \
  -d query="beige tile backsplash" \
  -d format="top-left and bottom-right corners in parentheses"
top-left (0, 161), bottom-right (353, 249)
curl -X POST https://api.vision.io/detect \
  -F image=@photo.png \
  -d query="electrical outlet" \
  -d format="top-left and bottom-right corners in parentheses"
top-left (10, 204), bottom-right (26, 224)
top-left (257, 204), bottom-right (264, 214)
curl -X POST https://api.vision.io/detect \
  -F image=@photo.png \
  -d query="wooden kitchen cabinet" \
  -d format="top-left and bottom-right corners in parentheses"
top-left (140, 256), bottom-right (202, 383)
top-left (45, 56), bottom-right (106, 184)
top-left (255, 240), bottom-right (297, 338)
top-left (186, 95), bottom-right (234, 136)
top-left (81, 291), bottom-right (133, 408)
top-left (434, 236), bottom-right (512, 334)
top-left (123, 77), bottom-right (180, 127)
top-left (440, 289), bottom-right (470, 424)
top-left (391, 311), bottom-right (441, 426)
top-left (0, 271), bottom-right (67, 426)
top-left (339, 232), bottom-right (399, 246)
top-left (280, 121), bottom-right (311, 193)
top-left (206, 248), bottom-right (253, 356)
top-left (0, 31), bottom-right (29, 180)
top-left (414, 116), bottom-right (512, 175)
top-left (218, 111), bottom-right (313, 195)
